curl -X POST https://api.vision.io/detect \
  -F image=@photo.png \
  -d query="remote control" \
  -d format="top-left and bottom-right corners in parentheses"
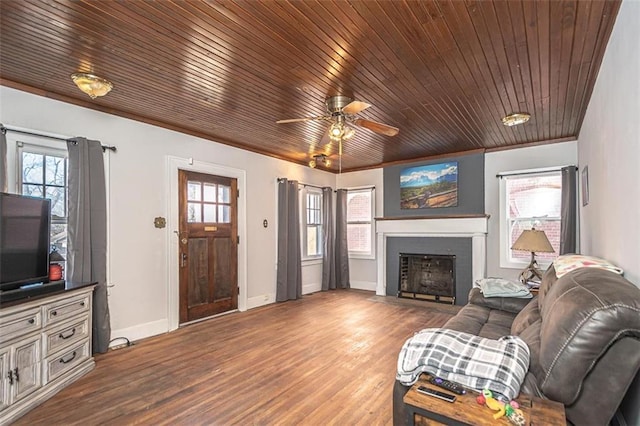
top-left (417, 386), bottom-right (456, 403)
top-left (428, 376), bottom-right (466, 395)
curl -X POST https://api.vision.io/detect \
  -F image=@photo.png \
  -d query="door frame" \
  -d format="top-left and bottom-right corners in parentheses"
top-left (166, 156), bottom-right (247, 332)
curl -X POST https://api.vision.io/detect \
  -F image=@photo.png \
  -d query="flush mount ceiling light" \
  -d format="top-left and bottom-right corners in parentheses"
top-left (501, 112), bottom-right (531, 127)
top-left (309, 154), bottom-right (331, 169)
top-left (70, 72), bottom-right (113, 99)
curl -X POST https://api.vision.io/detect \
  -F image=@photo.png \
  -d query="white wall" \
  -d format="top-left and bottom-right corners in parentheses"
top-left (576, 1), bottom-right (640, 423)
top-left (484, 142), bottom-right (578, 280)
top-left (578, 0), bottom-right (640, 287)
top-left (336, 168), bottom-right (384, 291)
top-left (0, 86), bottom-right (334, 342)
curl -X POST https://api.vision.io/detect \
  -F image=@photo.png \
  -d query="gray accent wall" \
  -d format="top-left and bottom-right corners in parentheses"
top-left (383, 152), bottom-right (485, 217)
top-left (386, 237), bottom-right (473, 305)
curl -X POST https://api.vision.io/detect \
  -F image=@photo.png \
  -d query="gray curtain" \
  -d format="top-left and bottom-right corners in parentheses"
top-left (335, 189), bottom-right (350, 289)
top-left (276, 179), bottom-right (302, 301)
top-left (560, 165), bottom-right (578, 254)
top-left (67, 138), bottom-right (110, 354)
top-left (0, 127), bottom-right (7, 192)
top-left (321, 187), bottom-right (336, 290)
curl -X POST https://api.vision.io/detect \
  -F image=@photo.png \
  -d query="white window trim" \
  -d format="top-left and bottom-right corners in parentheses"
top-left (347, 187), bottom-right (375, 260)
top-left (499, 169), bottom-right (561, 269)
top-left (301, 187), bottom-right (323, 261)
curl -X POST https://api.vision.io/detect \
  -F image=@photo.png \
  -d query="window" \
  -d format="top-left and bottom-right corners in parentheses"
top-left (19, 143), bottom-right (69, 257)
top-left (301, 188), bottom-right (322, 260)
top-left (346, 188), bottom-right (374, 258)
top-left (186, 180), bottom-right (231, 223)
top-left (500, 171), bottom-right (561, 268)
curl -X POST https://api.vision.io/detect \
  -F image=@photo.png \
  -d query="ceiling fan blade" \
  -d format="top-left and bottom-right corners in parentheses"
top-left (353, 118), bottom-right (399, 136)
top-left (319, 127), bottom-right (331, 146)
top-left (276, 117), bottom-right (317, 124)
top-left (342, 100), bottom-right (371, 115)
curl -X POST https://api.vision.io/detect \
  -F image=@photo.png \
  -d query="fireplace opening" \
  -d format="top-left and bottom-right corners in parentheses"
top-left (398, 253), bottom-right (456, 304)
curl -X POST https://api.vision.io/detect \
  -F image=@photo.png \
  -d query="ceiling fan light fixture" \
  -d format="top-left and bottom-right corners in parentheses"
top-left (71, 72), bottom-right (113, 99)
top-left (502, 112), bottom-right (531, 126)
top-left (329, 122), bottom-right (344, 138)
top-left (309, 154), bottom-right (330, 169)
top-left (343, 126), bottom-right (356, 140)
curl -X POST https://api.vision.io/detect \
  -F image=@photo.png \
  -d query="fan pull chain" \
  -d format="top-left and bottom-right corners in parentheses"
top-left (339, 138), bottom-right (343, 174)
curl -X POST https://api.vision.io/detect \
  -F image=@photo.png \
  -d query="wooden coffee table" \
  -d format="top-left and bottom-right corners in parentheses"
top-left (403, 374), bottom-right (565, 425)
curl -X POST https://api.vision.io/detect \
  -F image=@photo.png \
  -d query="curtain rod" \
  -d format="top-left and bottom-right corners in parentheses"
top-left (1, 125), bottom-right (117, 153)
top-left (496, 165), bottom-right (576, 178)
top-left (277, 178), bottom-right (327, 191)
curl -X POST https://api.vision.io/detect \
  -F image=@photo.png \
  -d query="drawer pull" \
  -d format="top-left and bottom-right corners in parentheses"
top-left (7, 370), bottom-right (13, 385)
top-left (60, 351), bottom-right (77, 364)
top-left (28, 318), bottom-right (35, 324)
top-left (80, 301), bottom-right (85, 307)
top-left (59, 328), bottom-right (76, 339)
top-left (52, 310), bottom-right (58, 316)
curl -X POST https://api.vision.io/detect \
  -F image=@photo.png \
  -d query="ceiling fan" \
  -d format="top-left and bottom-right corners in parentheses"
top-left (276, 95), bottom-right (399, 143)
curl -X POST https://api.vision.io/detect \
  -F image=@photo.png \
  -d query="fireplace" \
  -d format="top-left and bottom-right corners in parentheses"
top-left (375, 215), bottom-right (488, 305)
top-left (398, 253), bottom-right (456, 304)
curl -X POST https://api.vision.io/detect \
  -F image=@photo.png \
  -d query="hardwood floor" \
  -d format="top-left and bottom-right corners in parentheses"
top-left (15, 290), bottom-right (458, 425)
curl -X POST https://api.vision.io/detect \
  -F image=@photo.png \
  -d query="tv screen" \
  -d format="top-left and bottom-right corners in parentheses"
top-left (0, 192), bottom-right (51, 291)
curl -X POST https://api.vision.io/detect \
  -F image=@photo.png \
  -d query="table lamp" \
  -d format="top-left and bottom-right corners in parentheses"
top-left (511, 228), bottom-right (554, 283)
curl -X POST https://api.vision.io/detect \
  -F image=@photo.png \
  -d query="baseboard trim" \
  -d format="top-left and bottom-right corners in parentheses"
top-left (350, 280), bottom-right (377, 292)
top-left (110, 319), bottom-right (168, 346)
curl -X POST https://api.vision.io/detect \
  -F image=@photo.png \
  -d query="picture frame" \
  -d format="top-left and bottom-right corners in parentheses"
top-left (582, 166), bottom-right (589, 206)
top-left (400, 162), bottom-right (458, 209)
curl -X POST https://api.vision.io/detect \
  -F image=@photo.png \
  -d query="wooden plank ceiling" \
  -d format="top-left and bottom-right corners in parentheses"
top-left (0, 0), bottom-right (620, 172)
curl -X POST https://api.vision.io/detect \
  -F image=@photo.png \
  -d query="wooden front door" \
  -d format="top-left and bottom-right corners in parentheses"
top-left (178, 170), bottom-right (238, 324)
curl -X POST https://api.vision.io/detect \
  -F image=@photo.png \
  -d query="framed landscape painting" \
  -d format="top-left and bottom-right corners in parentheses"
top-left (400, 162), bottom-right (458, 209)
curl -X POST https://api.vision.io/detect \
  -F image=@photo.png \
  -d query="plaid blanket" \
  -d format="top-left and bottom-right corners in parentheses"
top-left (396, 328), bottom-right (530, 401)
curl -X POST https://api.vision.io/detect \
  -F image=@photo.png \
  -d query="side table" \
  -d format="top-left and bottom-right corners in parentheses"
top-left (403, 374), bottom-right (565, 425)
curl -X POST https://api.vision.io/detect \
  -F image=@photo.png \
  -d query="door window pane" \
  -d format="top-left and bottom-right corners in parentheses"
top-left (218, 185), bottom-right (230, 203)
top-left (187, 202), bottom-right (201, 222)
top-left (203, 184), bottom-right (217, 202)
top-left (218, 205), bottom-right (230, 223)
top-left (187, 181), bottom-right (201, 201)
top-left (203, 204), bottom-right (216, 222)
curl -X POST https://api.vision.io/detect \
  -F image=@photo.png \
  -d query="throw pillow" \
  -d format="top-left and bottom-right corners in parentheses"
top-left (553, 254), bottom-right (623, 278)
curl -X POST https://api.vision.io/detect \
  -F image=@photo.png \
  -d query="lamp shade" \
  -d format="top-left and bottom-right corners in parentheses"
top-left (511, 229), bottom-right (554, 253)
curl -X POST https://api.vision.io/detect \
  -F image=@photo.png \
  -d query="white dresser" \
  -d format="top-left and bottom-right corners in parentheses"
top-left (0, 284), bottom-right (95, 424)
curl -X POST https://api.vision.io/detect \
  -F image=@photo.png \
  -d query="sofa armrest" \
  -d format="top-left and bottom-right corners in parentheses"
top-left (468, 288), bottom-right (533, 314)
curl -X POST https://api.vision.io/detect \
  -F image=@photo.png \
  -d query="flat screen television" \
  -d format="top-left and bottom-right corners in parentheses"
top-left (0, 192), bottom-right (51, 292)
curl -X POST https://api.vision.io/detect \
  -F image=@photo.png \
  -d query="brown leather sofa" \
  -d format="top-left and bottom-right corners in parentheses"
top-left (393, 265), bottom-right (640, 425)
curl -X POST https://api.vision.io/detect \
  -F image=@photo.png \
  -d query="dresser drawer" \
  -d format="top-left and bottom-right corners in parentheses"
top-left (43, 293), bottom-right (90, 326)
top-left (44, 340), bottom-right (90, 384)
top-left (43, 315), bottom-right (90, 357)
top-left (0, 307), bottom-right (41, 345)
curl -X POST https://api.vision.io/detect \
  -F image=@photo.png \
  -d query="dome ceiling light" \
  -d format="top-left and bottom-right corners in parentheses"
top-left (71, 72), bottom-right (113, 99)
top-left (501, 112), bottom-right (531, 127)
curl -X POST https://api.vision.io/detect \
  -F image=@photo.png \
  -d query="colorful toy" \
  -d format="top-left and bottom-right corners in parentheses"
top-left (482, 389), bottom-right (506, 419)
top-left (480, 390), bottom-right (525, 426)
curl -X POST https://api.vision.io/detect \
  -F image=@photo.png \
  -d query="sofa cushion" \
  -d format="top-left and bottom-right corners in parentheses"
top-left (537, 268), bottom-right (640, 405)
top-left (511, 298), bottom-right (540, 336)
top-left (444, 302), bottom-right (515, 339)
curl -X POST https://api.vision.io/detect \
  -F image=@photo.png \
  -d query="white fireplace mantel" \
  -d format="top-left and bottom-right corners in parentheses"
top-left (375, 215), bottom-right (489, 296)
